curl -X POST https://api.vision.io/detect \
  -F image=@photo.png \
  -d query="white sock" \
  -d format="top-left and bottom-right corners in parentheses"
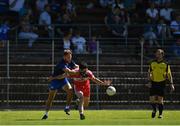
top-left (65, 106), bottom-right (70, 109)
top-left (80, 112), bottom-right (83, 114)
top-left (45, 111), bottom-right (48, 116)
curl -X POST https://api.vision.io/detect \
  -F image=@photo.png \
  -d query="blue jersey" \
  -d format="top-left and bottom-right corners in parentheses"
top-left (52, 59), bottom-right (76, 77)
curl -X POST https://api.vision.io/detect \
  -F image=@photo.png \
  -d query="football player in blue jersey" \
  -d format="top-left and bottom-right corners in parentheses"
top-left (42, 49), bottom-right (79, 119)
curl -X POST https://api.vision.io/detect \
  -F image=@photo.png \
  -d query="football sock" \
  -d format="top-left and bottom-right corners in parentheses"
top-left (65, 106), bottom-right (70, 109)
top-left (151, 103), bottom-right (157, 112)
top-left (45, 111), bottom-right (48, 116)
top-left (158, 103), bottom-right (164, 115)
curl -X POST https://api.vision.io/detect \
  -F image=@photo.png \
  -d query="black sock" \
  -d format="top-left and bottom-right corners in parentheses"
top-left (151, 103), bottom-right (157, 112)
top-left (158, 104), bottom-right (164, 115)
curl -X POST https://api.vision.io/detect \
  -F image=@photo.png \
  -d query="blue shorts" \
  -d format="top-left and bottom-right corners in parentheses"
top-left (48, 78), bottom-right (69, 90)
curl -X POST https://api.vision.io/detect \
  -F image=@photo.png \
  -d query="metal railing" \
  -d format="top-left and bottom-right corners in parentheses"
top-left (0, 24), bottom-right (180, 109)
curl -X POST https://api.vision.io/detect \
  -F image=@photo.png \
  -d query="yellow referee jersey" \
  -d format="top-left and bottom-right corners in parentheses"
top-left (149, 60), bottom-right (172, 82)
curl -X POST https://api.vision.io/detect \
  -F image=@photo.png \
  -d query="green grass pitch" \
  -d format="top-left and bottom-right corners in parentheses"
top-left (0, 110), bottom-right (180, 125)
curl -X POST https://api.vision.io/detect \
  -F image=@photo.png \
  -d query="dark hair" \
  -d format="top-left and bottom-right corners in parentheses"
top-left (64, 49), bottom-right (72, 55)
top-left (79, 62), bottom-right (88, 70)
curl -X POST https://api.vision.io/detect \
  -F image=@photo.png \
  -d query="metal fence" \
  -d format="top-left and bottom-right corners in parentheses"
top-left (0, 24), bottom-right (180, 109)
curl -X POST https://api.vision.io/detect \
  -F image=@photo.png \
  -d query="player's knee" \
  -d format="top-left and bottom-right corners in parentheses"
top-left (158, 99), bottom-right (163, 104)
top-left (76, 91), bottom-right (84, 101)
top-left (79, 92), bottom-right (84, 99)
top-left (67, 89), bottom-right (73, 95)
top-left (63, 83), bottom-right (72, 91)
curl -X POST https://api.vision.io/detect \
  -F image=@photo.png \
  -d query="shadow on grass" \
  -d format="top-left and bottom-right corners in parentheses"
top-left (16, 118), bottom-right (77, 121)
top-left (110, 117), bottom-right (148, 120)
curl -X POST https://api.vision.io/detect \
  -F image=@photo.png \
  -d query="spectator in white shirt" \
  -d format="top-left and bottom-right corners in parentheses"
top-left (9, 0), bottom-right (25, 12)
top-left (170, 15), bottom-right (180, 37)
top-left (160, 2), bottom-right (173, 23)
top-left (39, 4), bottom-right (52, 37)
top-left (72, 29), bottom-right (86, 54)
top-left (146, 3), bottom-right (159, 23)
top-left (39, 4), bottom-right (51, 26)
top-left (8, 0), bottom-right (25, 20)
top-left (19, 17), bottom-right (39, 48)
top-left (63, 31), bottom-right (72, 50)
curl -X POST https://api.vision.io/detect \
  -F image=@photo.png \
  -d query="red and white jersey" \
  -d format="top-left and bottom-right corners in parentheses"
top-left (69, 68), bottom-right (94, 88)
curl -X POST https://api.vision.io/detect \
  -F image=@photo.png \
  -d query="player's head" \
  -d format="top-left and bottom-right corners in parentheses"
top-left (155, 49), bottom-right (164, 60)
top-left (79, 62), bottom-right (88, 77)
top-left (63, 49), bottom-right (72, 63)
top-left (79, 62), bottom-right (88, 72)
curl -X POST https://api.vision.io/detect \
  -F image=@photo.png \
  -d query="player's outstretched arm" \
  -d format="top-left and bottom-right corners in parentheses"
top-left (145, 66), bottom-right (152, 88)
top-left (91, 77), bottom-right (112, 86)
top-left (63, 68), bottom-right (79, 76)
top-left (48, 73), bottom-right (67, 81)
top-left (167, 65), bottom-right (175, 92)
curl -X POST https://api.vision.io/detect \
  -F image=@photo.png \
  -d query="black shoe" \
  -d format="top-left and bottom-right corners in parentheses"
top-left (42, 115), bottom-right (48, 120)
top-left (64, 108), bottom-right (70, 115)
top-left (158, 115), bottom-right (163, 119)
top-left (151, 111), bottom-right (156, 118)
top-left (80, 114), bottom-right (85, 120)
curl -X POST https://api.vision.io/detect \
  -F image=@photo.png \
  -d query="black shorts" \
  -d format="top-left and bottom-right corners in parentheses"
top-left (150, 81), bottom-right (166, 97)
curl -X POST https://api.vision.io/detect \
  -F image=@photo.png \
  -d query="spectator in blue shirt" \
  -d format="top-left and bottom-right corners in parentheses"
top-left (171, 39), bottom-right (180, 58)
top-left (0, 20), bottom-right (10, 48)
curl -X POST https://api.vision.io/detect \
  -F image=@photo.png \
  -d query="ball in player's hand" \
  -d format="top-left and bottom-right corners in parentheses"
top-left (106, 86), bottom-right (116, 96)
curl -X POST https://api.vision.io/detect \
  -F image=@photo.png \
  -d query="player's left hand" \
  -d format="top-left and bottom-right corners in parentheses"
top-left (145, 82), bottom-right (151, 88)
top-left (103, 80), bottom-right (112, 86)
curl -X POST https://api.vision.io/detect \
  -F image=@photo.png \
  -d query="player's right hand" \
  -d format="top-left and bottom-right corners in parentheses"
top-left (104, 80), bottom-right (112, 86)
top-left (48, 76), bottom-right (54, 82)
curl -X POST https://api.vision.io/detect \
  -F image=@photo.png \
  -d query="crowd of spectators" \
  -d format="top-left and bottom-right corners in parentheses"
top-left (104, 0), bottom-right (179, 38)
top-left (0, 0), bottom-right (76, 48)
top-left (0, 0), bottom-right (179, 56)
top-left (103, 0), bottom-right (179, 57)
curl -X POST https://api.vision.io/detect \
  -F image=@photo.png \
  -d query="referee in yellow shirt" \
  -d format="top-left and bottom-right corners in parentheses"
top-left (147, 49), bottom-right (175, 118)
